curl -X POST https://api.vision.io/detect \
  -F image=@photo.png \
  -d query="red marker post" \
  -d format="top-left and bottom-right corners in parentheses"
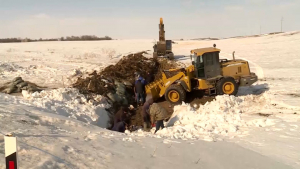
top-left (4, 133), bottom-right (18, 169)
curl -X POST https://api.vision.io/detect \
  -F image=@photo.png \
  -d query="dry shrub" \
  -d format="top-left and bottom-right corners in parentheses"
top-left (101, 48), bottom-right (116, 59)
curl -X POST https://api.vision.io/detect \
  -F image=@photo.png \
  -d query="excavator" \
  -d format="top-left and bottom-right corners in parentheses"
top-left (153, 18), bottom-right (174, 60)
top-left (145, 45), bottom-right (258, 104)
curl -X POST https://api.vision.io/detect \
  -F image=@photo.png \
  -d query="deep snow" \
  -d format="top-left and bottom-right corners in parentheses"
top-left (0, 32), bottom-right (300, 168)
top-left (0, 96), bottom-right (294, 169)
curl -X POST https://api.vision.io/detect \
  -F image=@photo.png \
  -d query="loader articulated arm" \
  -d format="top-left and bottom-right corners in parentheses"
top-left (159, 72), bottom-right (186, 97)
top-left (145, 69), bottom-right (188, 102)
top-left (163, 68), bottom-right (186, 73)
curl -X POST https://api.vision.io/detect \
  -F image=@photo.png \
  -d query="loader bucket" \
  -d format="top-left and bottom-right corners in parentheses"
top-left (145, 79), bottom-right (164, 101)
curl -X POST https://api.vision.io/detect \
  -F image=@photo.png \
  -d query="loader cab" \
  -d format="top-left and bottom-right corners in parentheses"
top-left (191, 53), bottom-right (205, 77)
top-left (191, 47), bottom-right (221, 79)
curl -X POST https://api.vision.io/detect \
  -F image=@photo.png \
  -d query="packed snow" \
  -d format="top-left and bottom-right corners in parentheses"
top-left (143, 93), bottom-right (278, 141)
top-left (0, 32), bottom-right (300, 168)
top-left (22, 88), bottom-right (110, 128)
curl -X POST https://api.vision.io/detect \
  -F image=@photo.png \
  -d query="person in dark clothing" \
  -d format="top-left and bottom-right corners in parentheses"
top-left (134, 72), bottom-right (146, 106)
top-left (145, 71), bottom-right (154, 84)
top-left (155, 120), bottom-right (164, 133)
top-left (112, 106), bottom-right (132, 133)
top-left (112, 121), bottom-right (126, 132)
top-left (141, 98), bottom-right (154, 131)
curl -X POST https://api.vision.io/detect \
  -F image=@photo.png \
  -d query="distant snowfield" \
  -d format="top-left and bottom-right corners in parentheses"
top-left (0, 39), bottom-right (154, 88)
top-left (0, 32), bottom-right (300, 168)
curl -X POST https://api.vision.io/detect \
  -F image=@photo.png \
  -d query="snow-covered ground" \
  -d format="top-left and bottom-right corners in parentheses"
top-left (0, 32), bottom-right (300, 168)
top-left (0, 99), bottom-right (292, 169)
top-left (0, 40), bottom-right (154, 88)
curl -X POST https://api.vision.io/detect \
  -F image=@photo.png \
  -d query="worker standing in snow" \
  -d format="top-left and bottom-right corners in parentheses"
top-left (141, 98), bottom-right (154, 131)
top-left (134, 72), bottom-right (146, 106)
top-left (112, 106), bottom-right (133, 133)
top-left (149, 103), bottom-right (168, 134)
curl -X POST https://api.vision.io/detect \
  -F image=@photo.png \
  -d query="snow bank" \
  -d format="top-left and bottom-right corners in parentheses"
top-left (160, 94), bottom-right (273, 139)
top-left (21, 88), bottom-right (110, 128)
top-left (0, 62), bottom-right (28, 77)
top-left (129, 93), bottom-right (277, 141)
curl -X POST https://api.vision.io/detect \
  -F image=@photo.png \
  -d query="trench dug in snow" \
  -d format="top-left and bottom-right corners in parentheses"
top-left (3, 49), bottom-right (278, 142)
top-left (18, 80), bottom-right (277, 142)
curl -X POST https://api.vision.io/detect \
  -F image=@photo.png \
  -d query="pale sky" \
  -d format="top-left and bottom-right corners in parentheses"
top-left (0, 0), bottom-right (299, 39)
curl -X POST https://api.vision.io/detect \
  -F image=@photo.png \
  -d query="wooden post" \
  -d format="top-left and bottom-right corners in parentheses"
top-left (4, 133), bottom-right (18, 169)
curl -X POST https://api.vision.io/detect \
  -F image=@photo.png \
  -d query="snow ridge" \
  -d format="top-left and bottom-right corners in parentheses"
top-left (21, 88), bottom-right (110, 128)
top-left (129, 93), bottom-right (277, 141)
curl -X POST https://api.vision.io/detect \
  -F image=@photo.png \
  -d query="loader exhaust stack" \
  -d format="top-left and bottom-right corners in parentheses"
top-left (232, 51), bottom-right (236, 61)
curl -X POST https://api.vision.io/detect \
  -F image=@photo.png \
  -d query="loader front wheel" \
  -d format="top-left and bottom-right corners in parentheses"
top-left (216, 77), bottom-right (238, 95)
top-left (165, 84), bottom-right (186, 105)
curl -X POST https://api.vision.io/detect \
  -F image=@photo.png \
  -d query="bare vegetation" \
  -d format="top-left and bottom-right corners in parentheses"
top-left (0, 35), bottom-right (112, 43)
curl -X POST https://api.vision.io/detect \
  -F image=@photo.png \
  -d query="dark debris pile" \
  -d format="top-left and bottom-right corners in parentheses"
top-left (72, 51), bottom-right (179, 97)
top-left (72, 51), bottom-right (180, 129)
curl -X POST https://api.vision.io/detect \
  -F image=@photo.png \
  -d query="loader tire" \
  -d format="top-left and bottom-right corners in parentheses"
top-left (165, 84), bottom-right (186, 105)
top-left (216, 77), bottom-right (238, 96)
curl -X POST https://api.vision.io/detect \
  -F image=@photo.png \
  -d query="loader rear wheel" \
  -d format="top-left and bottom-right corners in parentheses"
top-left (165, 84), bottom-right (186, 105)
top-left (216, 77), bottom-right (238, 95)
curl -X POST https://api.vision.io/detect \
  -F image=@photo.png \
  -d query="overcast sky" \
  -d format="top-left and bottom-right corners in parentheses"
top-left (0, 0), bottom-right (299, 39)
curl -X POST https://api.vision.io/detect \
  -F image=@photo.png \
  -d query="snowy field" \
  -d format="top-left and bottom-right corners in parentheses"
top-left (0, 32), bottom-right (300, 168)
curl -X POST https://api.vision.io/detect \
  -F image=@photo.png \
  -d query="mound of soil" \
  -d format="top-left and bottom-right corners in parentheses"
top-left (72, 51), bottom-right (181, 128)
top-left (0, 77), bottom-right (44, 95)
top-left (72, 51), bottom-right (180, 97)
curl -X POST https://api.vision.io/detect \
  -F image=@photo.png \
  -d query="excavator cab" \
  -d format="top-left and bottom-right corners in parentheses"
top-left (153, 18), bottom-right (174, 60)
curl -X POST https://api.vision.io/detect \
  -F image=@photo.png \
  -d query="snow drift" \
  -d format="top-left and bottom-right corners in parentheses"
top-left (20, 88), bottom-right (111, 128)
top-left (129, 92), bottom-right (278, 141)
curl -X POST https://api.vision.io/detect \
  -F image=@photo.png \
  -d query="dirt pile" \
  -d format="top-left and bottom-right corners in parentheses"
top-left (72, 52), bottom-right (181, 129)
top-left (72, 51), bottom-right (180, 97)
top-left (0, 77), bottom-right (43, 95)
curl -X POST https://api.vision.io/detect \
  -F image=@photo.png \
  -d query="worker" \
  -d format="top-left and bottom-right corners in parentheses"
top-left (149, 103), bottom-right (168, 134)
top-left (112, 106), bottom-right (133, 133)
top-left (141, 98), bottom-right (154, 131)
top-left (134, 72), bottom-right (146, 106)
top-left (145, 71), bottom-right (154, 84)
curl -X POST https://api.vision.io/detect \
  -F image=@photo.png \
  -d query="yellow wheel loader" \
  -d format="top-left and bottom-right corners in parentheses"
top-left (145, 45), bottom-right (258, 104)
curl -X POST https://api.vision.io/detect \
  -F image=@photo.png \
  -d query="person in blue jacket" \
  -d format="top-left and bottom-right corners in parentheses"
top-left (134, 72), bottom-right (146, 106)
